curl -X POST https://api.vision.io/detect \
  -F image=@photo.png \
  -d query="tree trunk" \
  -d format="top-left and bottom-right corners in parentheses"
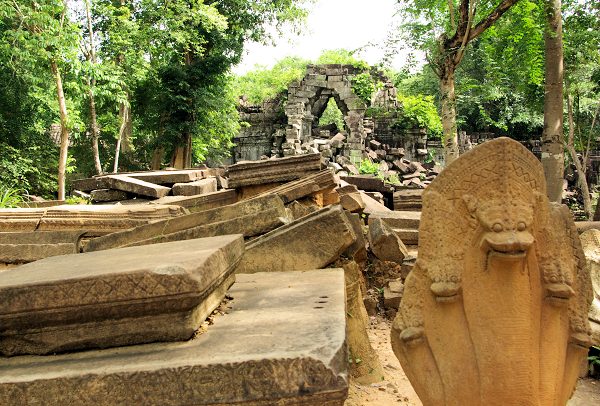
top-left (50, 60), bottom-right (70, 200)
top-left (113, 101), bottom-right (129, 173)
top-left (541, 0), bottom-right (565, 203)
top-left (85, 0), bottom-right (102, 175)
top-left (566, 95), bottom-right (593, 219)
top-left (440, 58), bottom-right (459, 164)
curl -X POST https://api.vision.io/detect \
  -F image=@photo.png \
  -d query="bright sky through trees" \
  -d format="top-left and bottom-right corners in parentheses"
top-left (233, 0), bottom-right (414, 73)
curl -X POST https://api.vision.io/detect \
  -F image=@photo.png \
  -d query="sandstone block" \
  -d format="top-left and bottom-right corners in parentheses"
top-left (0, 235), bottom-right (244, 356)
top-left (172, 177), bottom-right (217, 196)
top-left (0, 270), bottom-right (347, 405)
top-left (0, 231), bottom-right (84, 264)
top-left (152, 189), bottom-right (237, 211)
top-left (105, 175), bottom-right (171, 198)
top-left (85, 194), bottom-right (287, 252)
top-left (90, 188), bottom-right (128, 202)
top-left (127, 169), bottom-right (205, 184)
top-left (236, 205), bottom-right (356, 273)
top-left (368, 217), bottom-right (408, 263)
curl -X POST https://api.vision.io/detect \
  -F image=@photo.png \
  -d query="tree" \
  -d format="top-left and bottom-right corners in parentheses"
top-left (1, 0), bottom-right (81, 200)
top-left (397, 0), bottom-right (520, 163)
top-left (541, 0), bottom-right (565, 202)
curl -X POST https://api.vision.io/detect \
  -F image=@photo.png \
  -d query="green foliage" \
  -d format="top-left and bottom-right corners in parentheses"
top-left (392, 95), bottom-right (442, 138)
top-left (358, 159), bottom-right (379, 175)
top-left (0, 187), bottom-right (25, 209)
top-left (316, 49), bottom-right (369, 69)
top-left (0, 142), bottom-right (58, 197)
top-left (233, 57), bottom-right (309, 104)
top-left (319, 98), bottom-right (345, 129)
top-left (351, 73), bottom-right (379, 105)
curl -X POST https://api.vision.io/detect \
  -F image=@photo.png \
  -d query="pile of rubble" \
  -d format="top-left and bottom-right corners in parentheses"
top-left (0, 153), bottom-right (427, 404)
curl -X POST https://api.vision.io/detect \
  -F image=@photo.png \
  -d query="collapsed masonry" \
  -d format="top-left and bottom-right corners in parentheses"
top-left (0, 153), bottom-right (425, 404)
top-left (236, 64), bottom-right (442, 166)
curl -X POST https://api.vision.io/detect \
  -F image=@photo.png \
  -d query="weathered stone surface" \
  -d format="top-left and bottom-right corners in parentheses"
top-left (337, 185), bottom-right (365, 213)
top-left (286, 200), bottom-right (319, 220)
top-left (127, 169), bottom-right (205, 184)
top-left (0, 208), bottom-right (45, 232)
top-left (384, 279), bottom-right (404, 309)
top-left (256, 169), bottom-right (337, 203)
top-left (0, 231), bottom-right (84, 264)
top-left (343, 212), bottom-right (368, 264)
top-left (226, 153), bottom-right (321, 188)
top-left (391, 137), bottom-right (593, 406)
top-left (39, 204), bottom-right (185, 235)
top-left (236, 205), bottom-right (356, 273)
top-left (0, 269), bottom-right (348, 406)
top-left (172, 177), bottom-right (217, 196)
top-left (0, 235), bottom-right (244, 356)
top-left (368, 217), bottom-right (408, 263)
top-left (0, 204), bottom-right (185, 235)
top-left (71, 177), bottom-right (109, 192)
top-left (90, 188), bottom-right (128, 202)
top-left (360, 191), bottom-right (390, 215)
top-left (579, 229), bottom-right (600, 346)
top-left (369, 210), bottom-right (421, 229)
top-left (340, 175), bottom-right (394, 194)
top-left (152, 189), bottom-right (237, 211)
top-left (393, 189), bottom-right (423, 211)
top-left (85, 194), bottom-right (287, 252)
top-left (344, 261), bottom-right (384, 384)
top-left (105, 174), bottom-right (171, 198)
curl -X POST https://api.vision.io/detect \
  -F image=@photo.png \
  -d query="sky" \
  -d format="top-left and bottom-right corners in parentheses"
top-left (233, 0), bottom-right (410, 74)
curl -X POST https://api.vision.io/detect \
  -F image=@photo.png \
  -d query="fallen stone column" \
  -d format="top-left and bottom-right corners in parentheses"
top-left (0, 235), bottom-right (244, 356)
top-left (85, 194), bottom-right (287, 252)
top-left (0, 269), bottom-right (348, 405)
top-left (0, 231), bottom-right (84, 264)
top-left (235, 205), bottom-right (356, 273)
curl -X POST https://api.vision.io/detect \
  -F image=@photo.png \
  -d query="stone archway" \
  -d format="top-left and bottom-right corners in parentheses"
top-left (283, 64), bottom-right (369, 164)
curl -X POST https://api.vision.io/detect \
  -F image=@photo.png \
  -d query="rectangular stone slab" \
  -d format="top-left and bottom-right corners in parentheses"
top-left (0, 269), bottom-right (347, 406)
top-left (226, 153), bottom-right (321, 188)
top-left (0, 208), bottom-right (44, 232)
top-left (105, 175), bottom-right (171, 198)
top-left (0, 235), bottom-right (244, 356)
top-left (127, 169), bottom-right (205, 184)
top-left (172, 178), bottom-right (217, 196)
top-left (0, 231), bottom-right (84, 264)
top-left (235, 205), bottom-right (356, 273)
top-left (152, 189), bottom-right (237, 211)
top-left (85, 194), bottom-right (287, 252)
top-left (369, 210), bottom-right (421, 229)
top-left (255, 169), bottom-right (337, 203)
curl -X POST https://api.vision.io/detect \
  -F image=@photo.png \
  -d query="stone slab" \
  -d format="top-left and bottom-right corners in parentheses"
top-left (34, 204), bottom-right (186, 235)
top-left (85, 194), bottom-right (287, 252)
top-left (90, 189), bottom-right (128, 202)
top-left (227, 153), bottom-right (322, 188)
top-left (236, 205), bottom-right (356, 273)
top-left (0, 231), bottom-right (84, 264)
top-left (172, 178), bottom-right (217, 196)
top-left (0, 235), bottom-right (244, 356)
top-left (340, 175), bottom-right (394, 194)
top-left (369, 211), bottom-right (421, 229)
top-left (0, 270), bottom-right (348, 406)
top-left (127, 169), bottom-right (205, 184)
top-left (152, 189), bottom-right (237, 211)
top-left (70, 177), bottom-right (109, 192)
top-left (105, 175), bottom-right (171, 198)
top-left (255, 169), bottom-right (337, 204)
top-left (0, 209), bottom-right (44, 232)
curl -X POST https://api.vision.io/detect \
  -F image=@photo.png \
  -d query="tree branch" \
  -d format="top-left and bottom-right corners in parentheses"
top-left (468, 0), bottom-right (520, 42)
top-left (448, 0), bottom-right (457, 32)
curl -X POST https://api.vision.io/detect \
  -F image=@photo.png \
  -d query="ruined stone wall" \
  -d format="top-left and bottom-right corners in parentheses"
top-left (234, 97), bottom-right (286, 162)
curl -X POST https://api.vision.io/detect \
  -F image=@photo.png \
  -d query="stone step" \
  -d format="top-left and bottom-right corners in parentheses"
top-left (0, 269), bottom-right (347, 406)
top-left (0, 235), bottom-right (244, 356)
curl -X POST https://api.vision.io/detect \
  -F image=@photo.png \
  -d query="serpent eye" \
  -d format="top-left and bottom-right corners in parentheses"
top-left (492, 223), bottom-right (503, 232)
top-left (517, 221), bottom-right (526, 231)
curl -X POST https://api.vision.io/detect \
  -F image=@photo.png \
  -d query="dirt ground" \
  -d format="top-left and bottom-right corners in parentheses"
top-left (346, 317), bottom-right (600, 406)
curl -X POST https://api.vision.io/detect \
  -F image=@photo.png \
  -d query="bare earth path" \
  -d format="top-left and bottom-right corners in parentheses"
top-left (347, 317), bottom-right (599, 405)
